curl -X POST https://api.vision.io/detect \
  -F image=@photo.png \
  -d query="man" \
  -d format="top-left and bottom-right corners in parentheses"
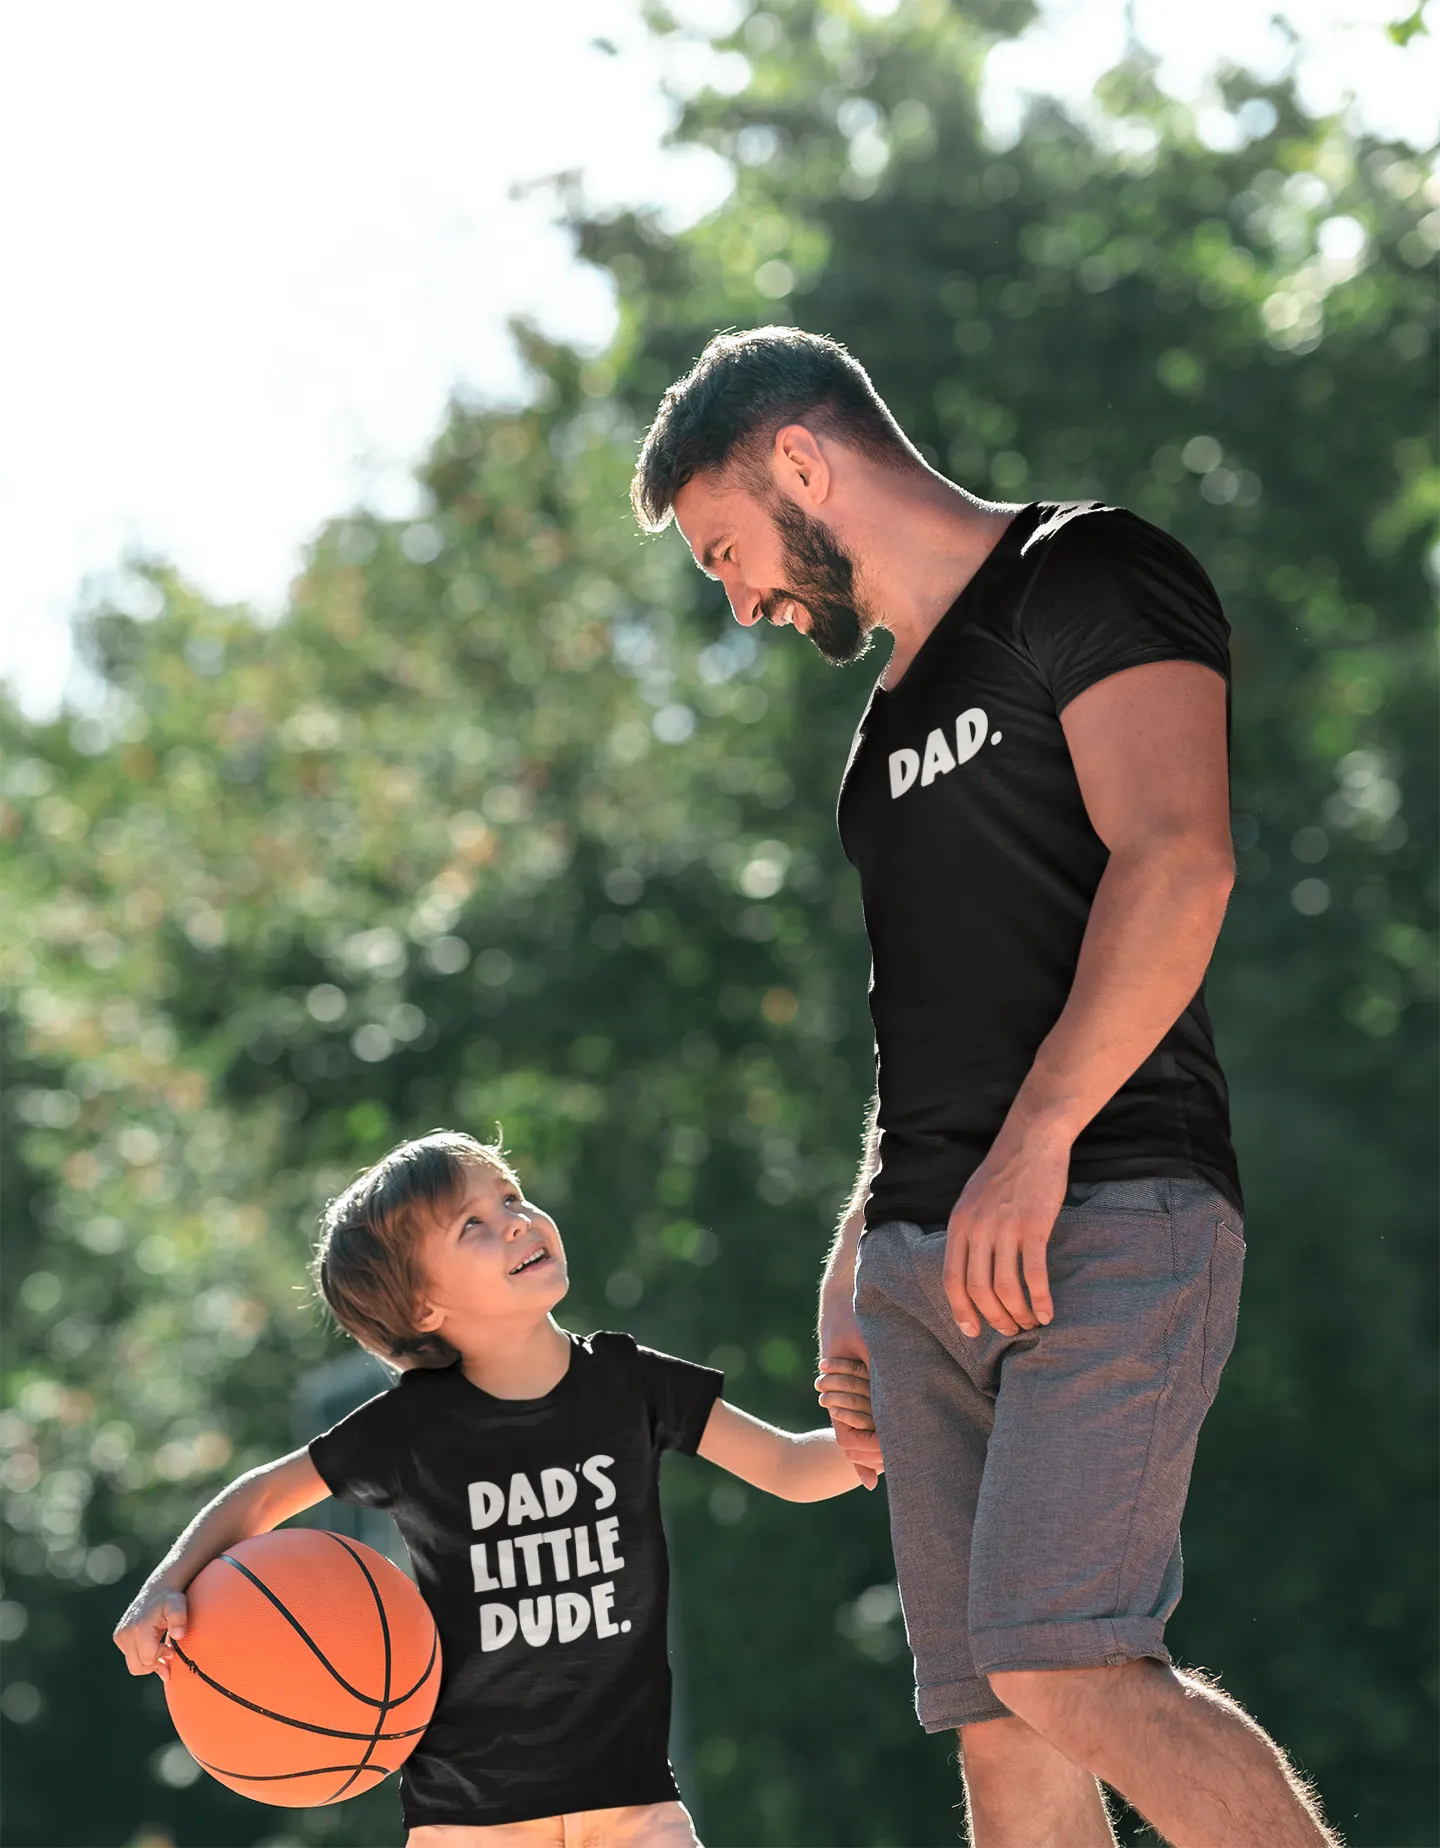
top-left (631, 328), bottom-right (1337, 1848)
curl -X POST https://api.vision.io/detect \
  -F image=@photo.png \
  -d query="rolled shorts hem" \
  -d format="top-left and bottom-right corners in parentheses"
top-left (916, 1678), bottom-right (1013, 1734)
top-left (971, 1614), bottom-right (1172, 1678)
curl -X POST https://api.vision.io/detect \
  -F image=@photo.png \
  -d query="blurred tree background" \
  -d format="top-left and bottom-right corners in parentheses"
top-left (1, 1), bottom-right (1435, 1844)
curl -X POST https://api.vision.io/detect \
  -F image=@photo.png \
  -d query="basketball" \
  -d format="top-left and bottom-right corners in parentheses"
top-left (163, 1529), bottom-right (441, 1807)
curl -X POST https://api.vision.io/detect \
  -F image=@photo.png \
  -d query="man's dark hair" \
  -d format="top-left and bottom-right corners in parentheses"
top-left (630, 326), bottom-right (918, 532)
top-left (311, 1129), bottom-right (518, 1369)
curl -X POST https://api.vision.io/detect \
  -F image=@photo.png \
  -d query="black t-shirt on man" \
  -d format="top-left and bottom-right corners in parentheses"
top-left (308, 1332), bottom-right (722, 1829)
top-left (837, 501), bottom-right (1242, 1230)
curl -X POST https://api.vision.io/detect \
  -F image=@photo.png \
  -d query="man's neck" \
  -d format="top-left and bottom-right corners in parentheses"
top-left (857, 474), bottom-right (1021, 689)
top-left (457, 1314), bottom-right (572, 1399)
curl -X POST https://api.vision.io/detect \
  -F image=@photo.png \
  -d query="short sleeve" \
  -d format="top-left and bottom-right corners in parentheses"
top-left (307, 1387), bottom-right (405, 1510)
top-left (634, 1344), bottom-right (724, 1455)
top-left (1020, 507), bottom-right (1231, 715)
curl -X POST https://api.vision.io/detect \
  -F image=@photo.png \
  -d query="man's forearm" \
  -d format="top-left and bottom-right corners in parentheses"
top-left (1005, 839), bottom-right (1234, 1149)
top-left (820, 1094), bottom-right (879, 1314)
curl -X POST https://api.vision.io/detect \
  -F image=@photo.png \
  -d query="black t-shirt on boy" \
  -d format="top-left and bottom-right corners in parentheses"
top-left (837, 501), bottom-right (1243, 1230)
top-left (308, 1332), bottom-right (722, 1828)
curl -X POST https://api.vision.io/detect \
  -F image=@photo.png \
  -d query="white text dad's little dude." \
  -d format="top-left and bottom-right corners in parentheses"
top-left (468, 1454), bottom-right (631, 1654)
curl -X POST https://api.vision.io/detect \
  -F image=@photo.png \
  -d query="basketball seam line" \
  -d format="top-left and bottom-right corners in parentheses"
top-left (215, 1545), bottom-right (433, 1710)
top-left (193, 1755), bottom-right (392, 1785)
top-left (325, 1533), bottom-right (394, 1803)
top-left (167, 1638), bottom-right (429, 1742)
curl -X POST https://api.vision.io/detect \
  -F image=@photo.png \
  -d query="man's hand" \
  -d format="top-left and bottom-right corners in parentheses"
top-left (944, 1124), bottom-right (1070, 1338)
top-left (818, 1247), bottom-right (882, 1488)
top-left (113, 1585), bottom-right (188, 1684)
top-left (815, 1354), bottom-right (883, 1488)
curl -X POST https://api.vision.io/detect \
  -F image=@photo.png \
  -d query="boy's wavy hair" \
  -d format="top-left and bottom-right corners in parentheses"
top-left (311, 1129), bottom-right (517, 1369)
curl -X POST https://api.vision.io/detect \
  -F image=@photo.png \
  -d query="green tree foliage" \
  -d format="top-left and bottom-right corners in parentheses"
top-left (2, 3), bottom-right (1435, 1843)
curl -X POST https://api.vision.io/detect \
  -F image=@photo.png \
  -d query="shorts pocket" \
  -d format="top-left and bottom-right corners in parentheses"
top-left (1200, 1223), bottom-right (1245, 1400)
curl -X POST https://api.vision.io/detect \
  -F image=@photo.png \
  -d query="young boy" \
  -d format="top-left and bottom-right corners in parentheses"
top-left (114, 1130), bottom-right (880, 1846)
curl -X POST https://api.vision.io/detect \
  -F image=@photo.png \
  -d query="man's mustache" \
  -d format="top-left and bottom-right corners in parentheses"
top-left (758, 589), bottom-right (807, 624)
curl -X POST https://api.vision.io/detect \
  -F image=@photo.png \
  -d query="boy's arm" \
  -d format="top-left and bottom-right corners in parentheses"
top-left (694, 1398), bottom-right (882, 1502)
top-left (113, 1448), bottom-right (330, 1682)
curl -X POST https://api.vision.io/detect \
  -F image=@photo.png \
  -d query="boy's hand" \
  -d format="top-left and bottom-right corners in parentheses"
top-left (113, 1587), bottom-right (188, 1684)
top-left (815, 1354), bottom-right (883, 1489)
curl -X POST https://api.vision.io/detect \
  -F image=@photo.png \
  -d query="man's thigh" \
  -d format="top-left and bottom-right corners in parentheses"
top-left (855, 1223), bottom-right (1010, 1730)
top-left (966, 1177), bottom-right (1244, 1678)
top-left (857, 1179), bottom-right (1243, 1720)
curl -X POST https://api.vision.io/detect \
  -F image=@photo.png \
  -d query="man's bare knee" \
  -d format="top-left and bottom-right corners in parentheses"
top-left (987, 1660), bottom-right (1171, 1759)
top-left (958, 1713), bottom-right (1043, 1767)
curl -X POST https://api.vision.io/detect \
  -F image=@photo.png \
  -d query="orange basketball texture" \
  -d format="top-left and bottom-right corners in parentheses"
top-left (164, 1529), bottom-right (441, 1807)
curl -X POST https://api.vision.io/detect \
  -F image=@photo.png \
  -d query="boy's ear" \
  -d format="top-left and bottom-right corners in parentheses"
top-left (413, 1299), bottom-right (445, 1334)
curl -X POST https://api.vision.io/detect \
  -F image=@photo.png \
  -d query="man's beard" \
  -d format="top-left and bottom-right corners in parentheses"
top-left (761, 498), bottom-right (873, 666)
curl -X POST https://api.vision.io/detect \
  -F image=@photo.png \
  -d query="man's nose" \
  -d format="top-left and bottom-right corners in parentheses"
top-left (729, 585), bottom-right (763, 627)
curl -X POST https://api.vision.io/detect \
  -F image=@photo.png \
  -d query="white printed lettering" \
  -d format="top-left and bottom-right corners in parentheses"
top-left (920, 727), bottom-right (957, 786)
top-left (468, 1481), bottom-right (504, 1530)
top-left (888, 748), bottom-right (920, 799)
top-left (470, 1542), bottom-right (501, 1594)
top-left (542, 1528), bottom-right (573, 1581)
top-left (519, 1596), bottom-right (553, 1647)
top-left (479, 1602), bottom-right (518, 1652)
top-left (496, 1538), bottom-right (517, 1589)
top-left (581, 1455), bottom-right (616, 1510)
top-left (513, 1532), bottom-right (547, 1586)
top-left (954, 707), bottom-right (987, 766)
top-left (591, 1580), bottom-right (620, 1639)
top-left (507, 1472), bottom-right (545, 1526)
top-left (541, 1467), bottom-right (577, 1518)
top-left (555, 1591), bottom-right (591, 1644)
top-left (596, 1516), bottom-right (625, 1574)
top-left (573, 1525), bottom-right (600, 1577)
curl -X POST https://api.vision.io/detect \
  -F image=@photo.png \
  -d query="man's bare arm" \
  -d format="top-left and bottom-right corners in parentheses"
top-left (817, 1095), bottom-right (882, 1485)
top-left (944, 659), bottom-right (1235, 1338)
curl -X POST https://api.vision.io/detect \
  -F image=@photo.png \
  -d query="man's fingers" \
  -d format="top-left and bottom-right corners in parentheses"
top-left (816, 1354), bottom-right (869, 1378)
top-left (1021, 1236), bottom-right (1054, 1326)
top-left (963, 1241), bottom-right (1020, 1338)
top-left (822, 1407), bottom-right (875, 1430)
top-left (992, 1239), bottom-right (1038, 1331)
top-left (943, 1226), bottom-right (984, 1338)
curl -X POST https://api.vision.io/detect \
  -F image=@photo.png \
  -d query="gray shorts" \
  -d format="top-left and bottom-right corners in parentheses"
top-left (854, 1175), bottom-right (1244, 1732)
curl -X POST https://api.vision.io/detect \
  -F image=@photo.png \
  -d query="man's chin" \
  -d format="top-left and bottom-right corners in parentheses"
top-left (810, 620), bottom-right (874, 667)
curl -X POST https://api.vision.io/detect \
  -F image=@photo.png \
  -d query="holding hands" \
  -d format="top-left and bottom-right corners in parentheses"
top-left (815, 1353), bottom-right (883, 1489)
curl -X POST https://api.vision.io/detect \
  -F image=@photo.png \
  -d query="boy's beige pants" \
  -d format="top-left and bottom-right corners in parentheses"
top-left (407, 1801), bottom-right (701, 1847)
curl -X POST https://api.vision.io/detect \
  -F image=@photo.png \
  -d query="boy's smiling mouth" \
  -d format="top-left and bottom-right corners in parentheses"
top-left (509, 1248), bottom-right (550, 1277)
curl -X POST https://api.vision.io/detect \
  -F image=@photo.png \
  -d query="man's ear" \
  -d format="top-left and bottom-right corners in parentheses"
top-left (772, 423), bottom-right (831, 504)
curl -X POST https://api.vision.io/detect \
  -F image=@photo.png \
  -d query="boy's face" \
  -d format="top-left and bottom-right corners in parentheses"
top-left (413, 1161), bottom-right (568, 1345)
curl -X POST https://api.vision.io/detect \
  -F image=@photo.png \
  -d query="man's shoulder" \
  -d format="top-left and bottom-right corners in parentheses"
top-left (1020, 501), bottom-right (1216, 603)
top-left (1019, 500), bottom-right (1163, 565)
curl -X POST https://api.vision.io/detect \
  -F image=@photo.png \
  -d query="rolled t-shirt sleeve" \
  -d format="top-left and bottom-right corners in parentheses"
top-left (1020, 507), bottom-right (1231, 716)
top-left (634, 1345), bottom-right (724, 1455)
top-left (307, 1386), bottom-right (405, 1510)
